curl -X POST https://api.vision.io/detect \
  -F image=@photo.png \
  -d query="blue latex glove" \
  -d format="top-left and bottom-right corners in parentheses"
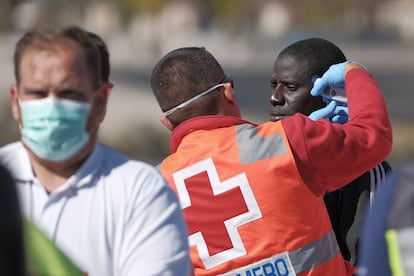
top-left (308, 100), bottom-right (349, 124)
top-left (309, 61), bottom-right (367, 123)
top-left (322, 96), bottom-right (349, 123)
top-left (308, 100), bottom-right (337, 121)
top-left (310, 61), bottom-right (348, 97)
top-left (330, 105), bottom-right (349, 124)
top-left (311, 61), bottom-right (367, 97)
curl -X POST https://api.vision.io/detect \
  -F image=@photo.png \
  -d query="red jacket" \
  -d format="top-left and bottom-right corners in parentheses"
top-left (160, 69), bottom-right (392, 275)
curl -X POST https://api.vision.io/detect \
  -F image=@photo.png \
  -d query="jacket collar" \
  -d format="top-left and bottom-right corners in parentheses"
top-left (170, 115), bottom-right (254, 153)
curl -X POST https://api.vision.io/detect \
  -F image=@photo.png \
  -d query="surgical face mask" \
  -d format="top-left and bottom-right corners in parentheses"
top-left (19, 97), bottom-right (92, 162)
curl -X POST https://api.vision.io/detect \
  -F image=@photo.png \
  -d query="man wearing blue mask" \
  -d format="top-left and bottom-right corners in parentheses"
top-left (0, 26), bottom-right (191, 276)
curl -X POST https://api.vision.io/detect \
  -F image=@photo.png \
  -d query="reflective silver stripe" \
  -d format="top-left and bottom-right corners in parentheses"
top-left (235, 124), bottom-right (338, 273)
top-left (289, 230), bottom-right (340, 274)
top-left (220, 230), bottom-right (340, 275)
top-left (236, 124), bottom-right (287, 165)
top-left (395, 227), bottom-right (414, 274)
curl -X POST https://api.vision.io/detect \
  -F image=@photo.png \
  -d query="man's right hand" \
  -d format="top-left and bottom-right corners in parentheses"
top-left (308, 100), bottom-right (349, 124)
top-left (311, 61), bottom-right (367, 97)
top-left (310, 61), bottom-right (348, 97)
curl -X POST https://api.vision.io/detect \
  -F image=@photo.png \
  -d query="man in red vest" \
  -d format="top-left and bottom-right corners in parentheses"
top-left (150, 47), bottom-right (392, 275)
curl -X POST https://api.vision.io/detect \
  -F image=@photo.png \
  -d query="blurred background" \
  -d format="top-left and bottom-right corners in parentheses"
top-left (0, 0), bottom-right (413, 166)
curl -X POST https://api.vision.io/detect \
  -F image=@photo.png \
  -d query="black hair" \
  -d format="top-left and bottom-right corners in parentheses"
top-left (279, 38), bottom-right (347, 77)
top-left (151, 47), bottom-right (225, 126)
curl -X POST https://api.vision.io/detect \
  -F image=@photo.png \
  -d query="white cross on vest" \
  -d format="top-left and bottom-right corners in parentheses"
top-left (173, 158), bottom-right (262, 269)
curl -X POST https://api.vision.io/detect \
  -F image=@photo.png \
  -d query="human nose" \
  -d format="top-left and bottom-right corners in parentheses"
top-left (269, 86), bottom-right (284, 106)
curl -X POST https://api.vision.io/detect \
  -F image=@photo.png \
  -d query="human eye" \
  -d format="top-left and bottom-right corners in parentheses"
top-left (58, 89), bottom-right (87, 101)
top-left (24, 89), bottom-right (47, 99)
top-left (270, 80), bottom-right (277, 88)
top-left (286, 83), bottom-right (298, 91)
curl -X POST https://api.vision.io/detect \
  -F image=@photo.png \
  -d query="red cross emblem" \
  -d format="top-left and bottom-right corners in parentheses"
top-left (173, 158), bottom-right (262, 269)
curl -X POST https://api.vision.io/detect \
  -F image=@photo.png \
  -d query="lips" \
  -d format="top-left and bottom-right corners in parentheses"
top-left (270, 113), bottom-right (285, 122)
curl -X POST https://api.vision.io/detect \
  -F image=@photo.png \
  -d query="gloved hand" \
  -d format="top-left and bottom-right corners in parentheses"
top-left (308, 100), bottom-right (349, 124)
top-left (308, 100), bottom-right (337, 121)
top-left (310, 61), bottom-right (349, 97)
top-left (330, 105), bottom-right (349, 124)
top-left (321, 95), bottom-right (349, 124)
top-left (310, 61), bottom-right (367, 97)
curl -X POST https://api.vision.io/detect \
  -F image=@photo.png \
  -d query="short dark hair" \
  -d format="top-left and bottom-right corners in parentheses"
top-left (278, 38), bottom-right (347, 78)
top-left (13, 26), bottom-right (101, 86)
top-left (151, 47), bottom-right (225, 126)
top-left (87, 31), bottom-right (110, 83)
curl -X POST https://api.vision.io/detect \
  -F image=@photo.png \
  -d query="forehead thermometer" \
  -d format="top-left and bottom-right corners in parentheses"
top-left (313, 77), bottom-right (348, 104)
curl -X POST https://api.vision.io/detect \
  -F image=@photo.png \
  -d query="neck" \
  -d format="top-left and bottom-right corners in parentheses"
top-left (31, 161), bottom-right (74, 193)
top-left (27, 143), bottom-right (94, 193)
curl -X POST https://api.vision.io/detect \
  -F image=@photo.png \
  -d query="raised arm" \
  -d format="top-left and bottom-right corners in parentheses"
top-left (282, 62), bottom-right (392, 195)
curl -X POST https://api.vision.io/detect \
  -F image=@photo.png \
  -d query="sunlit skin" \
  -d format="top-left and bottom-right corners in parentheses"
top-left (9, 39), bottom-right (108, 192)
top-left (269, 54), bottom-right (326, 122)
top-left (161, 81), bottom-right (240, 130)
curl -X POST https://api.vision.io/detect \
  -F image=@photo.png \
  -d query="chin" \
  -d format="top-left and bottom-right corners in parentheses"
top-left (270, 115), bottom-right (284, 122)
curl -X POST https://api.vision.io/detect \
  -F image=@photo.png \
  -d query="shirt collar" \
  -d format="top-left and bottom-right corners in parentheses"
top-left (66, 144), bottom-right (102, 189)
top-left (7, 142), bottom-right (33, 182)
top-left (10, 142), bottom-right (102, 190)
top-left (170, 115), bottom-right (254, 153)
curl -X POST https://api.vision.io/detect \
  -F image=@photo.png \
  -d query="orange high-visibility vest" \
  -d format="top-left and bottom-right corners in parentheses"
top-left (161, 118), bottom-right (353, 276)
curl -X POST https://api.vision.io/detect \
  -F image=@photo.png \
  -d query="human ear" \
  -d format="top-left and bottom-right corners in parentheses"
top-left (222, 82), bottom-right (236, 103)
top-left (104, 83), bottom-right (113, 96)
top-left (10, 84), bottom-right (21, 123)
top-left (160, 115), bottom-right (174, 131)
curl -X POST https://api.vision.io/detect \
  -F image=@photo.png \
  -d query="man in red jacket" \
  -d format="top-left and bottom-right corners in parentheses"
top-left (268, 37), bottom-right (392, 266)
top-left (150, 47), bottom-right (392, 276)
